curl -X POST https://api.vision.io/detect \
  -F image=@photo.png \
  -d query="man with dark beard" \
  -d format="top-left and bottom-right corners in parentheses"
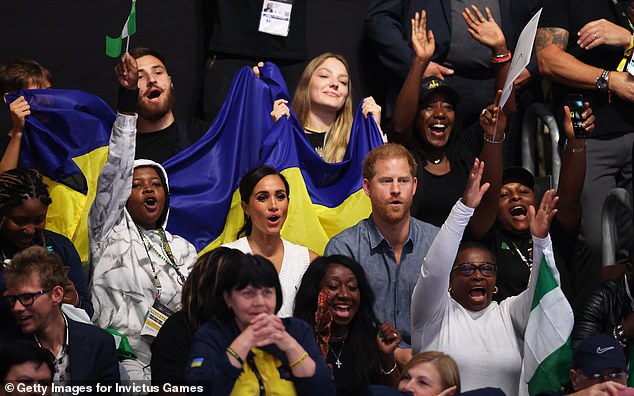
top-left (324, 143), bottom-right (439, 367)
top-left (128, 48), bottom-right (206, 163)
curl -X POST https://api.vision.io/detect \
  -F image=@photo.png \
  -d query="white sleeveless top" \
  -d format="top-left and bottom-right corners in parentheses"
top-left (222, 237), bottom-right (311, 317)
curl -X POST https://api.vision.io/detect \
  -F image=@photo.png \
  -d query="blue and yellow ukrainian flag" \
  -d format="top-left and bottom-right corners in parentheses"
top-left (164, 64), bottom-right (383, 254)
top-left (6, 89), bottom-right (114, 262)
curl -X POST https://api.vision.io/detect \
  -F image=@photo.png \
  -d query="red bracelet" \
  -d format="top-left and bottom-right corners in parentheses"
top-left (491, 51), bottom-right (512, 64)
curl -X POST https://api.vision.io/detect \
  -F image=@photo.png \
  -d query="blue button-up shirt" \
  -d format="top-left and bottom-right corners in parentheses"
top-left (325, 215), bottom-right (439, 347)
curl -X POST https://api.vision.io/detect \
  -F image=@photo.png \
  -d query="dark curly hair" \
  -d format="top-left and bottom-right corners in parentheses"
top-left (0, 168), bottom-right (52, 218)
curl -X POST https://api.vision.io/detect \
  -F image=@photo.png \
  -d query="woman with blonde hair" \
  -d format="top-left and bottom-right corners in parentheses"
top-left (269, 52), bottom-right (383, 163)
top-left (398, 351), bottom-right (460, 396)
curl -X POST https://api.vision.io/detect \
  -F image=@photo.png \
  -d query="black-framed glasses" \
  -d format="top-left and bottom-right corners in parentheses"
top-left (452, 262), bottom-right (497, 277)
top-left (580, 370), bottom-right (627, 384)
top-left (4, 288), bottom-right (51, 307)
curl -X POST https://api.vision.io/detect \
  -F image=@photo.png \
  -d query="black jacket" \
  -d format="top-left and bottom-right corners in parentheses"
top-left (572, 274), bottom-right (632, 349)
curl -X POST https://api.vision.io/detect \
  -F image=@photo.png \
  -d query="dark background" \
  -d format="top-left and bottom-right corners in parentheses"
top-left (0, 0), bottom-right (384, 138)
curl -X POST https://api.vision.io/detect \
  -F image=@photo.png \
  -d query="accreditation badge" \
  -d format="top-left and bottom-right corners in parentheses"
top-left (140, 298), bottom-right (174, 337)
top-left (258, 0), bottom-right (293, 37)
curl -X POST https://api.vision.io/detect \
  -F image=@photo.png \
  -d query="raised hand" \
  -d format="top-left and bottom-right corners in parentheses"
top-left (411, 10), bottom-right (435, 62)
top-left (362, 96), bottom-right (382, 127)
top-left (480, 89), bottom-right (507, 140)
top-left (271, 98), bottom-right (291, 122)
top-left (563, 102), bottom-right (594, 146)
top-left (462, 158), bottom-right (490, 209)
top-left (376, 321), bottom-right (400, 356)
top-left (114, 53), bottom-right (138, 91)
top-left (529, 189), bottom-right (559, 238)
top-left (8, 96), bottom-right (30, 137)
top-left (462, 5), bottom-right (507, 54)
top-left (577, 18), bottom-right (631, 50)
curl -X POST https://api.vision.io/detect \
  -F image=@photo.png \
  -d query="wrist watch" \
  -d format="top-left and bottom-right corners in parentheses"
top-left (596, 69), bottom-right (610, 93)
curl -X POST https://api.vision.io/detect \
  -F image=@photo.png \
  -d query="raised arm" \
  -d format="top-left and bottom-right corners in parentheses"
top-left (555, 103), bottom-right (594, 232)
top-left (507, 189), bottom-right (559, 330)
top-left (412, 160), bottom-right (488, 330)
top-left (462, 5), bottom-right (511, 93)
top-left (390, 10), bottom-right (435, 143)
top-left (468, 90), bottom-right (506, 239)
top-left (0, 96), bottom-right (30, 172)
top-left (89, 53), bottom-right (139, 243)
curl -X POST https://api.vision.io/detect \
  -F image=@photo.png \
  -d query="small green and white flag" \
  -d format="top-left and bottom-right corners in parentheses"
top-left (522, 253), bottom-right (574, 396)
top-left (105, 0), bottom-right (137, 58)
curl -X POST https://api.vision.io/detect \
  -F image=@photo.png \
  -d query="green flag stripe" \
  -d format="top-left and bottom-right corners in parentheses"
top-left (127, 3), bottom-right (136, 36)
top-left (528, 339), bottom-right (572, 395)
top-left (105, 35), bottom-right (122, 58)
top-left (531, 256), bottom-right (559, 310)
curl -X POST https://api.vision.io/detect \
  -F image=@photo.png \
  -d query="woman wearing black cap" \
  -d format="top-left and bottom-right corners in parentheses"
top-left (389, 10), bottom-right (509, 228)
top-left (470, 98), bottom-right (594, 303)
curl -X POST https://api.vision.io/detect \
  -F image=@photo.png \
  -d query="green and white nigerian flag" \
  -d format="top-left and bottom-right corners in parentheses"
top-left (105, 0), bottom-right (137, 58)
top-left (523, 254), bottom-right (574, 395)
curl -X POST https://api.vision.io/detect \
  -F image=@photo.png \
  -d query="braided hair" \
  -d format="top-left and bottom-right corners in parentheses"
top-left (0, 168), bottom-right (52, 217)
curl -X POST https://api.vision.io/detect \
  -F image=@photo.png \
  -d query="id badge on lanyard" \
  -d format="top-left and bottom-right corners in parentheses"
top-left (141, 298), bottom-right (175, 337)
top-left (258, 0), bottom-right (293, 37)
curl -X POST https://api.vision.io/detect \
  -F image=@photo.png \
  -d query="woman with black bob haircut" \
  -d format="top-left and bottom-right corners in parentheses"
top-left (186, 249), bottom-right (334, 396)
top-left (294, 255), bottom-right (401, 394)
top-left (151, 247), bottom-right (240, 386)
top-left (223, 165), bottom-right (317, 317)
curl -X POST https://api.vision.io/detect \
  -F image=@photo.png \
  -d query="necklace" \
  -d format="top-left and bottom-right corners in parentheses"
top-left (431, 158), bottom-right (441, 164)
top-left (328, 337), bottom-right (346, 369)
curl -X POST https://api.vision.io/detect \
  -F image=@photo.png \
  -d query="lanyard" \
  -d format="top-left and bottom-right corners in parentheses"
top-left (137, 226), bottom-right (186, 297)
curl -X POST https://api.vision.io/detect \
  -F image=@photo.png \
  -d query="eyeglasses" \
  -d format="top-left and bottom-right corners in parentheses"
top-left (4, 288), bottom-right (51, 307)
top-left (452, 262), bottom-right (497, 277)
top-left (580, 370), bottom-right (627, 384)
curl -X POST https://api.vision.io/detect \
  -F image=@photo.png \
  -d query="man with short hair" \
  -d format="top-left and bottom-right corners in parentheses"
top-left (0, 340), bottom-right (54, 396)
top-left (128, 47), bottom-right (206, 163)
top-left (325, 143), bottom-right (439, 364)
top-left (537, 334), bottom-right (629, 395)
top-left (0, 246), bottom-right (119, 385)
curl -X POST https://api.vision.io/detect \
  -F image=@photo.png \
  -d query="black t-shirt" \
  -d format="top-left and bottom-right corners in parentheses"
top-left (208, 0), bottom-right (306, 61)
top-left (538, 0), bottom-right (634, 137)
top-left (135, 118), bottom-right (209, 163)
top-left (136, 122), bottom-right (182, 163)
top-left (305, 130), bottom-right (326, 157)
top-left (480, 218), bottom-right (575, 303)
top-left (409, 138), bottom-right (476, 227)
top-left (150, 310), bottom-right (194, 385)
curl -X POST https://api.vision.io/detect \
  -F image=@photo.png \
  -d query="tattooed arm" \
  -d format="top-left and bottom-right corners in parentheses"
top-left (535, 27), bottom-right (604, 89)
top-left (536, 27), bottom-right (634, 101)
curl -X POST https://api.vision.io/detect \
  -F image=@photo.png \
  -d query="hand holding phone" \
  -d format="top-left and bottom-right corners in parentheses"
top-left (565, 94), bottom-right (588, 139)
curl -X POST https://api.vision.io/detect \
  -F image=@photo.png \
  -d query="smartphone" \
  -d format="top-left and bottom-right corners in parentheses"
top-left (565, 94), bottom-right (587, 138)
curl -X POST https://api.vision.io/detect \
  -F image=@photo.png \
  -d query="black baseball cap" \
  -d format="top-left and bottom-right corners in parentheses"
top-left (419, 77), bottom-right (460, 107)
top-left (502, 166), bottom-right (535, 190)
top-left (572, 334), bottom-right (628, 375)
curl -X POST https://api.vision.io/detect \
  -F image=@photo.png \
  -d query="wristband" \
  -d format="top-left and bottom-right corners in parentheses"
top-left (483, 132), bottom-right (505, 144)
top-left (564, 141), bottom-right (586, 153)
top-left (290, 351), bottom-right (309, 369)
top-left (382, 362), bottom-right (398, 375)
top-left (226, 346), bottom-right (244, 366)
top-left (117, 86), bottom-right (139, 114)
top-left (491, 51), bottom-right (512, 64)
